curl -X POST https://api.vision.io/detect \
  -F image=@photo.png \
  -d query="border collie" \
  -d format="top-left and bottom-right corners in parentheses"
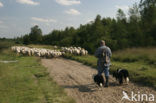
top-left (93, 74), bottom-right (104, 87)
top-left (113, 69), bottom-right (129, 84)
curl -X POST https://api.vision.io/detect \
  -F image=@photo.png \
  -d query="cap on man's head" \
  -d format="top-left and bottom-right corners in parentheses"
top-left (100, 40), bottom-right (105, 45)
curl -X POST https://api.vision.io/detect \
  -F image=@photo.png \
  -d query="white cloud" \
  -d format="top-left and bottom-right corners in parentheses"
top-left (115, 5), bottom-right (129, 11)
top-left (65, 9), bottom-right (80, 15)
top-left (31, 22), bottom-right (38, 26)
top-left (31, 17), bottom-right (57, 23)
top-left (16, 0), bottom-right (39, 5)
top-left (56, 0), bottom-right (80, 6)
top-left (0, 2), bottom-right (4, 7)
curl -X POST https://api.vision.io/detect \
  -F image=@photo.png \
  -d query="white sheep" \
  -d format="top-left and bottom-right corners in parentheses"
top-left (11, 45), bottom-right (88, 58)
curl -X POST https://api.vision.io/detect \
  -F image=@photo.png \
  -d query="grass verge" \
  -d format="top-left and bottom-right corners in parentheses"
top-left (0, 49), bottom-right (75, 103)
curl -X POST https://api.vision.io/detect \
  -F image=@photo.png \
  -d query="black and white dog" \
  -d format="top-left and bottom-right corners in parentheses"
top-left (113, 69), bottom-right (129, 84)
top-left (93, 74), bottom-right (104, 87)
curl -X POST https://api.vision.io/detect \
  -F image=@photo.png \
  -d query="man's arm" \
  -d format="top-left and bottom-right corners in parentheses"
top-left (107, 47), bottom-right (112, 57)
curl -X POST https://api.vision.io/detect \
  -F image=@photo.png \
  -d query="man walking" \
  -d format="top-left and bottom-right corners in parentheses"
top-left (95, 40), bottom-right (112, 87)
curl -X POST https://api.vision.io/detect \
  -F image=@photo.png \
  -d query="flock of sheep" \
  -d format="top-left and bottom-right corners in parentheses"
top-left (11, 46), bottom-right (88, 58)
top-left (61, 47), bottom-right (88, 56)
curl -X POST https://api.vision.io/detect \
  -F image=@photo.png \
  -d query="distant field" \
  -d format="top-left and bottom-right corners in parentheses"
top-left (63, 48), bottom-right (156, 89)
top-left (0, 49), bottom-right (75, 103)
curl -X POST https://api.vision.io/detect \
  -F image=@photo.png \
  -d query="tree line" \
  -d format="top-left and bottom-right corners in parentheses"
top-left (16, 0), bottom-right (156, 54)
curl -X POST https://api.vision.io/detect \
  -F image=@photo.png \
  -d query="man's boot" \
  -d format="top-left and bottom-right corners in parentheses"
top-left (105, 76), bottom-right (109, 87)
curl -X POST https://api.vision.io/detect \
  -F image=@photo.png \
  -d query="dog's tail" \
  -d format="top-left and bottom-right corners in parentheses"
top-left (126, 77), bottom-right (129, 84)
top-left (100, 83), bottom-right (103, 87)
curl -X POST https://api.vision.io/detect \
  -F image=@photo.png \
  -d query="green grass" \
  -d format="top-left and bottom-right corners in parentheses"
top-left (0, 40), bottom-right (15, 50)
top-left (112, 48), bottom-right (156, 66)
top-left (63, 48), bottom-right (156, 90)
top-left (0, 49), bottom-right (75, 103)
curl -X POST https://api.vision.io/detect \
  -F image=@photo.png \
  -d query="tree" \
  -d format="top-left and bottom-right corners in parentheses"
top-left (140, 0), bottom-right (156, 45)
top-left (127, 3), bottom-right (144, 46)
top-left (117, 9), bottom-right (126, 22)
top-left (23, 34), bottom-right (30, 45)
top-left (128, 3), bottom-right (141, 23)
top-left (29, 25), bottom-right (42, 44)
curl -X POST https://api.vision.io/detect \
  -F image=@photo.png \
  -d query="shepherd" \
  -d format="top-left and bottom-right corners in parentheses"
top-left (95, 40), bottom-right (112, 87)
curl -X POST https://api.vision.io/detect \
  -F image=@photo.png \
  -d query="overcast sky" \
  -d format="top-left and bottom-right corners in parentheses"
top-left (0, 0), bottom-right (140, 38)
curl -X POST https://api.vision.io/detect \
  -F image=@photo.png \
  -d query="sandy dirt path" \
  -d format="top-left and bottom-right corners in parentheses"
top-left (41, 58), bottom-right (156, 103)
